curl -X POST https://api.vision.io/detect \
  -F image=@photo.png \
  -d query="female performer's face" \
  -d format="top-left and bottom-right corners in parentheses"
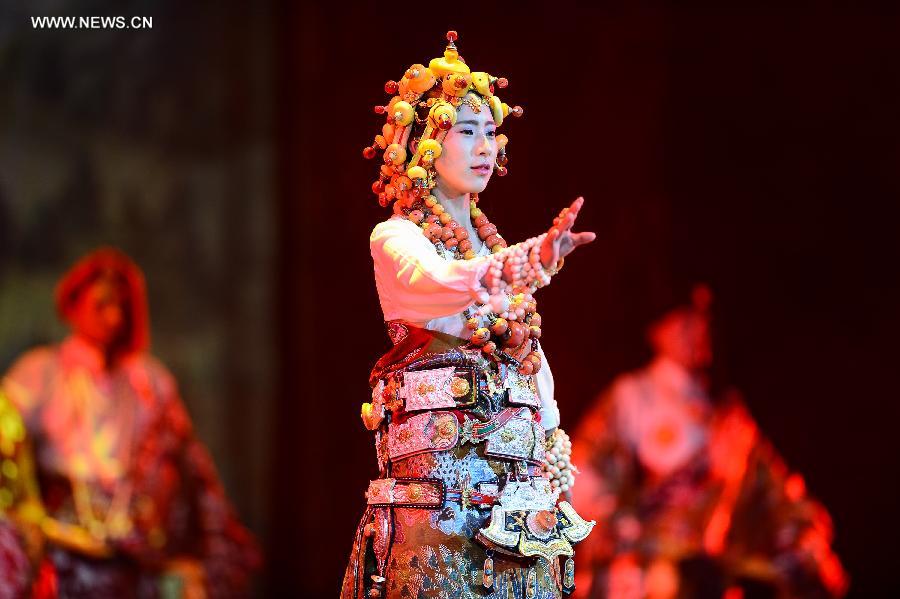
top-left (434, 98), bottom-right (498, 197)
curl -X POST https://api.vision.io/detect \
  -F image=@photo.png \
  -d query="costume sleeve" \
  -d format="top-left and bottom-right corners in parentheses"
top-left (181, 439), bottom-right (262, 598)
top-left (371, 218), bottom-right (492, 322)
top-left (725, 423), bottom-right (849, 598)
top-left (534, 343), bottom-right (559, 431)
top-left (127, 359), bottom-right (260, 597)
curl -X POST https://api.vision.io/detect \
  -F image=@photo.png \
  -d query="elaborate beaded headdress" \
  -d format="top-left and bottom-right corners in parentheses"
top-left (363, 31), bottom-right (523, 211)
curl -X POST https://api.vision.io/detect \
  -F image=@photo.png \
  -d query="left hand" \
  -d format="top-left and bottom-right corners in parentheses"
top-left (540, 197), bottom-right (596, 269)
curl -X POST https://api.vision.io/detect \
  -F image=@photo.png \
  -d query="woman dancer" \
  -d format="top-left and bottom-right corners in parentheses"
top-left (342, 32), bottom-right (596, 598)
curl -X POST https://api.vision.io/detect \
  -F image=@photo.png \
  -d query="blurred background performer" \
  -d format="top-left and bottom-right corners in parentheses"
top-left (571, 285), bottom-right (847, 599)
top-left (0, 388), bottom-right (42, 598)
top-left (1, 248), bottom-right (260, 598)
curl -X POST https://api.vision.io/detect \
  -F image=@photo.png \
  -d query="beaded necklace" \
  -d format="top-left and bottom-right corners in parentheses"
top-left (396, 190), bottom-right (545, 376)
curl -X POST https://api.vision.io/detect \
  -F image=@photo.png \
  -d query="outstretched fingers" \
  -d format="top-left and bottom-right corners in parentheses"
top-left (570, 231), bottom-right (596, 247)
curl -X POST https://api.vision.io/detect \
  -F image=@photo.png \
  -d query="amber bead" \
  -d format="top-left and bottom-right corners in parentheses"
top-left (384, 80), bottom-right (399, 94)
top-left (497, 153), bottom-right (508, 166)
top-left (471, 328), bottom-right (490, 345)
top-left (490, 318), bottom-right (509, 336)
top-left (454, 228), bottom-right (469, 241)
top-left (372, 180), bottom-right (385, 194)
top-left (458, 239), bottom-right (473, 252)
top-left (408, 210), bottom-right (424, 224)
top-left (505, 322), bottom-right (525, 348)
top-left (473, 214), bottom-right (489, 228)
top-left (530, 313), bottom-right (542, 327)
top-left (363, 146), bottom-right (376, 159)
top-left (496, 166), bottom-right (508, 177)
top-left (445, 237), bottom-right (459, 248)
top-left (529, 326), bottom-right (542, 339)
top-left (478, 223), bottom-right (497, 239)
top-left (441, 227), bottom-right (454, 240)
top-left (425, 214), bottom-right (440, 225)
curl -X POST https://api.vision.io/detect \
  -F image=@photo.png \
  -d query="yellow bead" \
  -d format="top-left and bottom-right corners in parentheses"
top-left (439, 213), bottom-right (452, 225)
top-left (432, 204), bottom-right (444, 215)
top-left (430, 102), bottom-right (457, 129)
top-left (425, 195), bottom-right (437, 207)
top-left (393, 101), bottom-right (414, 126)
top-left (472, 72), bottom-right (492, 97)
top-left (496, 134), bottom-right (508, 149)
top-left (418, 139), bottom-right (442, 160)
top-left (489, 96), bottom-right (504, 127)
top-left (470, 207), bottom-right (483, 219)
top-left (406, 166), bottom-right (427, 180)
top-left (464, 249), bottom-right (476, 260)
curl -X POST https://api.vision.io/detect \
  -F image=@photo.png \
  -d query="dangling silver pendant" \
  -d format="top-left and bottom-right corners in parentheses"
top-left (563, 555), bottom-right (575, 594)
top-left (526, 567), bottom-right (537, 599)
top-left (482, 550), bottom-right (494, 589)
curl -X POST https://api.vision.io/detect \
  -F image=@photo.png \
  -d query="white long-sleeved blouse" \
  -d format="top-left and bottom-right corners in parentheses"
top-left (370, 216), bottom-right (560, 429)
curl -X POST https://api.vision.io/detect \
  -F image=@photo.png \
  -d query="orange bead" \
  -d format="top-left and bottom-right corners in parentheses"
top-left (505, 322), bottom-right (525, 348)
top-left (439, 213), bottom-right (452, 225)
top-left (490, 318), bottom-right (509, 335)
